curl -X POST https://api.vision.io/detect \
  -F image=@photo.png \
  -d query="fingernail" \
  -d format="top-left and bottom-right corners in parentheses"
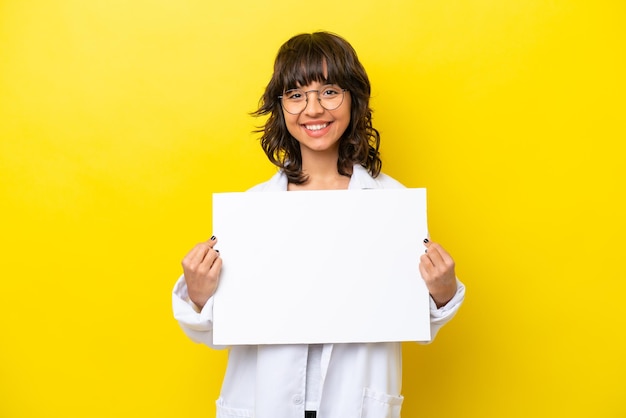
top-left (423, 238), bottom-right (429, 244)
top-left (215, 249), bottom-right (220, 253)
top-left (210, 236), bottom-right (216, 241)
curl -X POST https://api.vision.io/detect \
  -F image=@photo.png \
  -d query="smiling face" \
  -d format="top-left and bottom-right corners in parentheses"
top-left (255, 32), bottom-right (376, 183)
top-left (282, 80), bottom-right (351, 158)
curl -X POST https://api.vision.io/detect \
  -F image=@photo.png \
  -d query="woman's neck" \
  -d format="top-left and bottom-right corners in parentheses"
top-left (289, 149), bottom-right (351, 191)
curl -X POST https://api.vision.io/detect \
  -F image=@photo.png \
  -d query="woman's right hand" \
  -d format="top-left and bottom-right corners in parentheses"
top-left (181, 236), bottom-right (222, 310)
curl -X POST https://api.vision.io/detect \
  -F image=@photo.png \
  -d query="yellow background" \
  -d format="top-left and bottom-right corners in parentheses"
top-left (1, 0), bottom-right (624, 417)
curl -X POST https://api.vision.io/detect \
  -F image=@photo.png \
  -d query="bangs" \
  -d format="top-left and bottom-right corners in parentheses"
top-left (276, 37), bottom-right (346, 91)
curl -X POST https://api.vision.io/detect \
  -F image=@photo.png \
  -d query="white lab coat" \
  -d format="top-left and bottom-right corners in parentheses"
top-left (172, 165), bottom-right (465, 418)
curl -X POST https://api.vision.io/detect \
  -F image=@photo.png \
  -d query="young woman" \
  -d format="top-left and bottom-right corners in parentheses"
top-left (173, 31), bottom-right (465, 418)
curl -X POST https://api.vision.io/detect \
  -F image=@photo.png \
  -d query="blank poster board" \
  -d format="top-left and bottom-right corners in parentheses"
top-left (212, 188), bottom-right (431, 345)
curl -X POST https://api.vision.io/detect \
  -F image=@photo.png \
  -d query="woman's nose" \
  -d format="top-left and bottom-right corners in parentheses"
top-left (303, 92), bottom-right (324, 115)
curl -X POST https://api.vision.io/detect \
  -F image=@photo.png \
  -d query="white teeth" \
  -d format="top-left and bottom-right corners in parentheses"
top-left (305, 123), bottom-right (328, 131)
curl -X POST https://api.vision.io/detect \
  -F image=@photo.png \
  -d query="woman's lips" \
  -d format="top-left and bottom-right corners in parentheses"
top-left (302, 121), bottom-right (332, 137)
top-left (304, 122), bottom-right (329, 131)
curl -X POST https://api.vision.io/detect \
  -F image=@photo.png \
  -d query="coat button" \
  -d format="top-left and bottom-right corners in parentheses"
top-left (292, 394), bottom-right (304, 405)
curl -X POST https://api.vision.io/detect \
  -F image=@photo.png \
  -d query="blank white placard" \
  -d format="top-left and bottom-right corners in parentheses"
top-left (212, 188), bottom-right (431, 345)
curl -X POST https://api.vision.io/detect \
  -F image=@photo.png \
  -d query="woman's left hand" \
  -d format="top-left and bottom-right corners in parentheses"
top-left (419, 239), bottom-right (458, 308)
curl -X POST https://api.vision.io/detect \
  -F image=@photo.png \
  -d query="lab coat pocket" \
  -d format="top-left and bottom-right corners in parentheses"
top-left (215, 397), bottom-right (253, 418)
top-left (360, 387), bottom-right (404, 418)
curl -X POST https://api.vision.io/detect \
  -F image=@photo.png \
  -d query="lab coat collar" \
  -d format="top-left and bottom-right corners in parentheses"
top-left (253, 164), bottom-right (378, 192)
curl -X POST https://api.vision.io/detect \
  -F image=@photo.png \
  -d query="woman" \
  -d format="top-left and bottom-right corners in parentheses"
top-left (173, 31), bottom-right (465, 418)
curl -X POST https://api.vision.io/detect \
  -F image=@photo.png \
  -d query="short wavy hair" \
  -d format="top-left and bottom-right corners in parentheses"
top-left (252, 31), bottom-right (382, 184)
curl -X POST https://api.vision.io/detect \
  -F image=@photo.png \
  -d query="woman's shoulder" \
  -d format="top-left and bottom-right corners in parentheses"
top-left (374, 172), bottom-right (406, 189)
top-left (351, 165), bottom-right (406, 189)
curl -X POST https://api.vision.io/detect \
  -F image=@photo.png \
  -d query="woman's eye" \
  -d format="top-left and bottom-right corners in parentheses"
top-left (322, 88), bottom-right (340, 96)
top-left (285, 90), bottom-right (303, 100)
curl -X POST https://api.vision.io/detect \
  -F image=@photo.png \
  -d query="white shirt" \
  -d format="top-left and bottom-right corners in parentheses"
top-left (172, 165), bottom-right (465, 418)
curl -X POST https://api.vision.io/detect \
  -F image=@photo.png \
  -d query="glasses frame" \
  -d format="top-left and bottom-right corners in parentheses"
top-left (278, 86), bottom-right (348, 115)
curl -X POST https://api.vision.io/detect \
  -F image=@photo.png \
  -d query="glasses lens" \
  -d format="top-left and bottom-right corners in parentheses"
top-left (319, 86), bottom-right (345, 111)
top-left (282, 89), bottom-right (306, 114)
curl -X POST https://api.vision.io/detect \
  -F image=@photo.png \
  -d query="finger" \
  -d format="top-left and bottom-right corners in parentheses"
top-left (204, 235), bottom-right (219, 262)
top-left (424, 243), bottom-right (445, 266)
top-left (192, 248), bottom-right (220, 276)
top-left (200, 236), bottom-right (220, 263)
top-left (198, 236), bottom-right (218, 256)
top-left (422, 238), bottom-right (433, 256)
top-left (420, 253), bottom-right (434, 266)
top-left (430, 242), bottom-right (454, 265)
top-left (420, 238), bottom-right (438, 268)
top-left (197, 247), bottom-right (221, 272)
top-left (209, 256), bottom-right (223, 276)
top-left (183, 239), bottom-right (216, 268)
top-left (423, 242), bottom-right (454, 268)
top-left (419, 255), bottom-right (434, 280)
top-left (419, 253), bottom-right (429, 268)
top-left (419, 252), bottom-right (434, 272)
top-left (182, 245), bottom-right (206, 269)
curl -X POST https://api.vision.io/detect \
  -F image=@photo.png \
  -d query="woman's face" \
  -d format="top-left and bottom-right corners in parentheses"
top-left (282, 80), bottom-right (351, 159)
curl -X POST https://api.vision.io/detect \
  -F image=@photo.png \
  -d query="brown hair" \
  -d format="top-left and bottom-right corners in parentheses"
top-left (252, 31), bottom-right (382, 184)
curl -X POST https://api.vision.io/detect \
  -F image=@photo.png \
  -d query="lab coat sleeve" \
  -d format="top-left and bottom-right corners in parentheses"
top-left (428, 278), bottom-right (465, 341)
top-left (172, 274), bottom-right (226, 350)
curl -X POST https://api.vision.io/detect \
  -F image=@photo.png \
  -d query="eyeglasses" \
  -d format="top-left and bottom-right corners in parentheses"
top-left (278, 85), bottom-right (348, 115)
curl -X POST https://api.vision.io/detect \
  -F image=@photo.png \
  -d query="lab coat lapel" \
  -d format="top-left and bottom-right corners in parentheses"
top-left (348, 165), bottom-right (380, 190)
